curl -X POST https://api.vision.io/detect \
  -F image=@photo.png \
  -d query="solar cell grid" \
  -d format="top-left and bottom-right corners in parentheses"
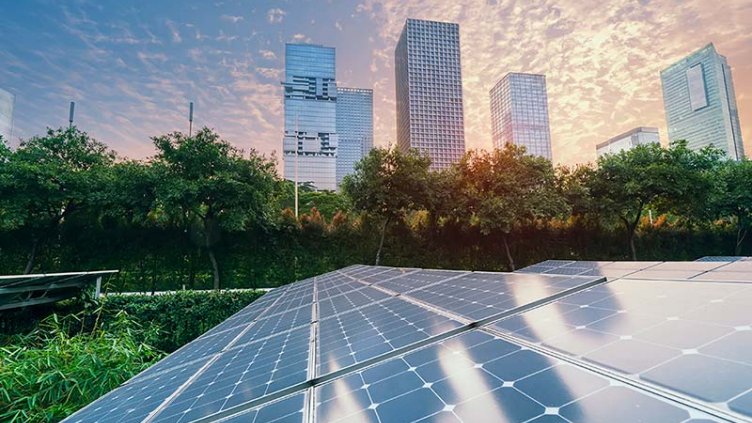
top-left (315, 330), bottom-right (719, 423)
top-left (317, 297), bottom-right (463, 376)
top-left (231, 304), bottom-right (312, 347)
top-left (492, 278), bottom-right (752, 419)
top-left (67, 262), bottom-right (751, 423)
top-left (317, 286), bottom-right (393, 319)
top-left (370, 269), bottom-right (468, 294)
top-left (64, 357), bottom-right (212, 423)
top-left (402, 272), bottom-right (604, 322)
top-left (129, 324), bottom-right (247, 384)
top-left (215, 392), bottom-right (306, 423)
top-left (151, 325), bottom-right (311, 423)
top-left (357, 267), bottom-right (419, 284)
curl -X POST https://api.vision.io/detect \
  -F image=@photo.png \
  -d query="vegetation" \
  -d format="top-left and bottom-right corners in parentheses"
top-left (1, 126), bottom-right (751, 292)
top-left (0, 310), bottom-right (163, 423)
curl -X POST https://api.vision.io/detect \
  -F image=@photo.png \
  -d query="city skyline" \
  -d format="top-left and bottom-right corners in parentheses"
top-left (1, 1), bottom-right (751, 167)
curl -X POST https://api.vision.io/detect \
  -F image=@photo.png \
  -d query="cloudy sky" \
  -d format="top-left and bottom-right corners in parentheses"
top-left (1, 0), bottom-right (750, 166)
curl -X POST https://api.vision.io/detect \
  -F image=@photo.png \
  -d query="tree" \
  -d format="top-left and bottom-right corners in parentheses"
top-left (712, 159), bottom-right (752, 255)
top-left (152, 127), bottom-right (277, 289)
top-left (342, 148), bottom-right (431, 265)
top-left (587, 141), bottom-right (721, 260)
top-left (451, 145), bottom-right (567, 270)
top-left (0, 127), bottom-right (115, 273)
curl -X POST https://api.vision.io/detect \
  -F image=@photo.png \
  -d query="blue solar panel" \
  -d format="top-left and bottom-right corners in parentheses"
top-left (151, 325), bottom-right (311, 422)
top-left (317, 286), bottom-right (392, 319)
top-left (315, 330), bottom-right (720, 423)
top-left (493, 277), bottom-right (752, 419)
top-left (69, 263), bottom-right (749, 423)
top-left (401, 272), bottom-right (604, 322)
top-left (317, 297), bottom-right (463, 376)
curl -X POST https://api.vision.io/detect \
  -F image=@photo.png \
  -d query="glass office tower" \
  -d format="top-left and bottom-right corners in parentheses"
top-left (0, 88), bottom-right (14, 143)
top-left (490, 73), bottom-right (552, 160)
top-left (282, 44), bottom-right (338, 191)
top-left (336, 87), bottom-right (373, 188)
top-left (596, 127), bottom-right (660, 158)
top-left (661, 43), bottom-right (745, 160)
top-left (395, 18), bottom-right (465, 170)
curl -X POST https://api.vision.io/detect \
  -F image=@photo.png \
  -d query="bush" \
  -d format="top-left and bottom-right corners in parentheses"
top-left (0, 311), bottom-right (164, 423)
top-left (101, 290), bottom-right (265, 352)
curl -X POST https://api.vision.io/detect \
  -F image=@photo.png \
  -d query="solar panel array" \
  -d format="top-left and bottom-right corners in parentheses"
top-left (0, 270), bottom-right (117, 311)
top-left (65, 260), bottom-right (752, 423)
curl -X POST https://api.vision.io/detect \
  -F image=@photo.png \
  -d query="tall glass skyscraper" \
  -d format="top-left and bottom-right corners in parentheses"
top-left (395, 18), bottom-right (465, 170)
top-left (0, 88), bottom-right (14, 143)
top-left (282, 44), bottom-right (338, 191)
top-left (489, 73), bottom-right (552, 160)
top-left (336, 87), bottom-right (373, 188)
top-left (661, 43), bottom-right (745, 160)
top-left (596, 127), bottom-right (660, 158)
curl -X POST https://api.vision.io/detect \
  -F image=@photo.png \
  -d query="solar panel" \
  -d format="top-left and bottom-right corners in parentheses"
top-left (695, 256), bottom-right (747, 262)
top-left (0, 270), bottom-right (117, 310)
top-left (401, 272), bottom-right (604, 322)
top-left (315, 330), bottom-right (722, 423)
top-left (367, 269), bottom-right (468, 293)
top-left (67, 261), bottom-right (751, 423)
top-left (493, 277), bottom-right (752, 419)
top-left (151, 325), bottom-right (311, 422)
top-left (317, 297), bottom-right (463, 376)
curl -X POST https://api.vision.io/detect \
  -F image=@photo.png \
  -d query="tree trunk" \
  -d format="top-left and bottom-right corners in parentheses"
top-left (629, 230), bottom-right (637, 261)
top-left (208, 247), bottom-right (220, 290)
top-left (375, 217), bottom-right (390, 266)
top-left (23, 238), bottom-right (38, 274)
top-left (736, 220), bottom-right (748, 256)
top-left (502, 234), bottom-right (515, 271)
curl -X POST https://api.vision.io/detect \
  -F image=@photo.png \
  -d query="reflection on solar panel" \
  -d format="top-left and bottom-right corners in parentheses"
top-left (66, 261), bottom-right (752, 423)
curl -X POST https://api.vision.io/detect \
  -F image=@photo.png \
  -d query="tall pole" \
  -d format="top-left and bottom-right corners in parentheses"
top-left (68, 102), bottom-right (75, 129)
top-left (294, 113), bottom-right (299, 219)
top-left (188, 102), bottom-right (194, 136)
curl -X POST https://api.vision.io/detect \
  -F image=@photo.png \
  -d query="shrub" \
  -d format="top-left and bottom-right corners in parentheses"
top-left (101, 290), bottom-right (265, 352)
top-left (0, 310), bottom-right (163, 423)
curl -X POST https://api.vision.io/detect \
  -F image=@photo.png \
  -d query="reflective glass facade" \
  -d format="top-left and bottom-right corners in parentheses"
top-left (0, 88), bottom-right (14, 143)
top-left (661, 43), bottom-right (745, 160)
top-left (596, 127), bottom-right (660, 158)
top-left (395, 19), bottom-right (465, 170)
top-left (336, 87), bottom-right (373, 188)
top-left (490, 73), bottom-right (552, 160)
top-left (283, 44), bottom-right (338, 191)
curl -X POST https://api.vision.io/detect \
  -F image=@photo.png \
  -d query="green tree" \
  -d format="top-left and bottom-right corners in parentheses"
top-left (452, 145), bottom-right (567, 270)
top-left (342, 147), bottom-right (431, 265)
top-left (0, 127), bottom-right (115, 273)
top-left (152, 127), bottom-right (277, 289)
top-left (712, 159), bottom-right (752, 255)
top-left (587, 141), bottom-right (721, 260)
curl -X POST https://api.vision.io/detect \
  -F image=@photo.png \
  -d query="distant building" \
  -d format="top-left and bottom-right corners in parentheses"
top-left (0, 88), bottom-right (14, 143)
top-left (395, 18), bottom-right (465, 170)
top-left (489, 73), bottom-right (552, 160)
top-left (282, 43), bottom-right (338, 191)
top-left (660, 43), bottom-right (744, 159)
top-left (596, 127), bottom-right (660, 158)
top-left (336, 87), bottom-right (373, 188)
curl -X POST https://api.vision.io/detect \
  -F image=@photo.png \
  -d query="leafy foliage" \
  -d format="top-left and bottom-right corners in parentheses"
top-left (0, 310), bottom-right (163, 423)
top-left (101, 290), bottom-right (265, 352)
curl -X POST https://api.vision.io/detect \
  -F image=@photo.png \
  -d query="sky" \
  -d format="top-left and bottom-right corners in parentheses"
top-left (1, 0), bottom-right (751, 167)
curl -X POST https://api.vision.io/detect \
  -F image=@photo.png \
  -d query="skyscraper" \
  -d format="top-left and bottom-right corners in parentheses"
top-left (661, 43), bottom-right (744, 160)
top-left (336, 87), bottom-right (373, 188)
top-left (489, 73), bottom-right (552, 160)
top-left (395, 18), bottom-right (465, 170)
top-left (0, 88), bottom-right (14, 143)
top-left (282, 44), bottom-right (338, 191)
top-left (596, 127), bottom-right (660, 158)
